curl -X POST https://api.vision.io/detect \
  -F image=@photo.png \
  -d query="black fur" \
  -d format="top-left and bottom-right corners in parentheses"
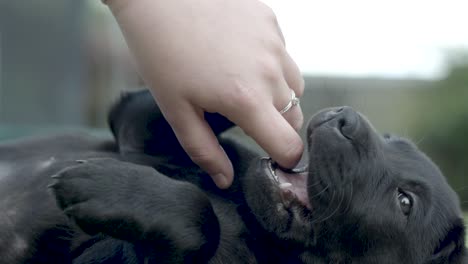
top-left (0, 90), bottom-right (465, 263)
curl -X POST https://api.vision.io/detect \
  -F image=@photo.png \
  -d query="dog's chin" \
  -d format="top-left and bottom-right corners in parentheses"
top-left (243, 157), bottom-right (315, 246)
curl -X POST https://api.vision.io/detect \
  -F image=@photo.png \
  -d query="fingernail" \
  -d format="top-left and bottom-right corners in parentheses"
top-left (212, 173), bottom-right (229, 189)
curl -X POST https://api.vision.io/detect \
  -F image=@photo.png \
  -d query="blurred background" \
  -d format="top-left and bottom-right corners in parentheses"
top-left (0, 0), bottom-right (467, 229)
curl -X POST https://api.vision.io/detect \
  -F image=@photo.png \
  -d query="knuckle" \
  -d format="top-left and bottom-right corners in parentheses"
top-left (288, 68), bottom-right (304, 96)
top-left (296, 77), bottom-right (305, 96)
top-left (185, 145), bottom-right (218, 168)
top-left (225, 82), bottom-right (259, 112)
top-left (266, 38), bottom-right (285, 56)
top-left (257, 56), bottom-right (282, 84)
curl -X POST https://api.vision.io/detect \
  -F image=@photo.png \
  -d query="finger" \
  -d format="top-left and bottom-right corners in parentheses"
top-left (275, 79), bottom-right (304, 131)
top-left (231, 104), bottom-right (303, 169)
top-left (274, 18), bottom-right (286, 46)
top-left (168, 105), bottom-right (234, 189)
top-left (281, 101), bottom-right (304, 131)
top-left (282, 52), bottom-right (304, 97)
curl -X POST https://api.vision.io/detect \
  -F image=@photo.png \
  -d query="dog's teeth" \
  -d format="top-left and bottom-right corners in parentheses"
top-left (280, 189), bottom-right (295, 207)
top-left (266, 159), bottom-right (280, 183)
top-left (279, 182), bottom-right (292, 188)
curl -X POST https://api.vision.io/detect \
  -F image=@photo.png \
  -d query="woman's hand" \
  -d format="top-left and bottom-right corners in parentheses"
top-left (105, 0), bottom-right (304, 188)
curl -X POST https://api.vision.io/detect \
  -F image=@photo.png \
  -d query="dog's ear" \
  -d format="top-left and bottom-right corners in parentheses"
top-left (108, 89), bottom-right (234, 156)
top-left (427, 218), bottom-right (466, 264)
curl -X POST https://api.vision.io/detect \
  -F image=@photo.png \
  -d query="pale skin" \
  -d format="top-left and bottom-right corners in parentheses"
top-left (104, 0), bottom-right (305, 188)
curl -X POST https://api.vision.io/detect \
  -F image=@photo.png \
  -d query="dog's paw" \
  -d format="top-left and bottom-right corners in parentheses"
top-left (48, 158), bottom-right (153, 240)
top-left (49, 157), bottom-right (220, 261)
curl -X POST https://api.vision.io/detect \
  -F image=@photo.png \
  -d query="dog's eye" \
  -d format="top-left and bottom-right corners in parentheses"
top-left (397, 190), bottom-right (412, 216)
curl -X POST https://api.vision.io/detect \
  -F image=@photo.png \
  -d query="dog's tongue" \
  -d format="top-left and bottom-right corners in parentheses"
top-left (276, 168), bottom-right (311, 209)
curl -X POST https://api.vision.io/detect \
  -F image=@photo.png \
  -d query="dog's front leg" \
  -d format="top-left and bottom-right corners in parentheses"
top-left (49, 158), bottom-right (220, 263)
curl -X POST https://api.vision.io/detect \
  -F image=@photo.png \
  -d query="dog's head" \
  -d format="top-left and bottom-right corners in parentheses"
top-left (244, 107), bottom-right (466, 263)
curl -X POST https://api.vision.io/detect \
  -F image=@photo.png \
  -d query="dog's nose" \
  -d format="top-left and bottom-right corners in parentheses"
top-left (331, 106), bottom-right (359, 139)
top-left (307, 106), bottom-right (359, 140)
top-left (323, 106), bottom-right (345, 119)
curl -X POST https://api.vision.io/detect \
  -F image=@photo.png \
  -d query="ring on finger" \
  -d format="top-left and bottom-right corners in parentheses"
top-left (279, 89), bottom-right (300, 115)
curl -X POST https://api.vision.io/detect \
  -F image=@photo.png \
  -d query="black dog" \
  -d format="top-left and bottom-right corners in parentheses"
top-left (0, 90), bottom-right (465, 263)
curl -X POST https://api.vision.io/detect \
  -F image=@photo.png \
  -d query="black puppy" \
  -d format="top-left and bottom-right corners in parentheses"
top-left (0, 90), bottom-right (465, 263)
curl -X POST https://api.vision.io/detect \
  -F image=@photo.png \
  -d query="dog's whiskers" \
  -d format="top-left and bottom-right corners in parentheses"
top-left (340, 184), bottom-right (353, 216)
top-left (308, 183), bottom-right (330, 199)
top-left (311, 190), bottom-right (345, 224)
top-left (306, 180), bottom-right (324, 188)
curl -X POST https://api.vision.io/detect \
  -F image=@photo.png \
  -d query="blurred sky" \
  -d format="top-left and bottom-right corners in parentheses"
top-left (262, 0), bottom-right (468, 79)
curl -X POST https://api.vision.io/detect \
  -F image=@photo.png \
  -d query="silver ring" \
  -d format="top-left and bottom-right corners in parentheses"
top-left (279, 89), bottom-right (300, 114)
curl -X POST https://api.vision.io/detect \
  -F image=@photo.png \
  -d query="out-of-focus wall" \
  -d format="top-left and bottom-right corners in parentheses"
top-left (0, 0), bottom-right (140, 128)
top-left (0, 0), bottom-right (86, 125)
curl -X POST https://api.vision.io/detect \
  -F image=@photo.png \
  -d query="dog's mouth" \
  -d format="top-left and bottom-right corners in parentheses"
top-left (262, 157), bottom-right (312, 210)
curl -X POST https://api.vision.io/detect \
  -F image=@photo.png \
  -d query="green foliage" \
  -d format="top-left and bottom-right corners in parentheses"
top-left (415, 62), bottom-right (468, 209)
top-left (466, 213), bottom-right (468, 243)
